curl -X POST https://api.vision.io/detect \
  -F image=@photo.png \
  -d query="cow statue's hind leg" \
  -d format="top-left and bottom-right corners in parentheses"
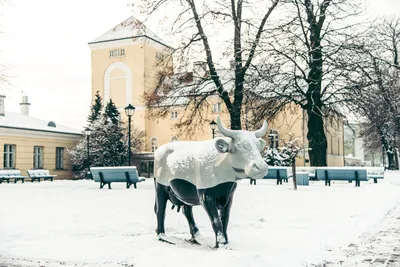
top-left (200, 192), bottom-right (227, 248)
top-left (154, 181), bottom-right (169, 242)
top-left (182, 205), bottom-right (200, 243)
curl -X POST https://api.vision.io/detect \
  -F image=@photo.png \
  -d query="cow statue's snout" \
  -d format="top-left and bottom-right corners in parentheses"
top-left (245, 160), bottom-right (268, 179)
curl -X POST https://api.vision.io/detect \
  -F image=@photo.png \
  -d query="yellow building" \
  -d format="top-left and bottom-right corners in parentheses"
top-left (88, 16), bottom-right (344, 167)
top-left (0, 94), bottom-right (82, 179)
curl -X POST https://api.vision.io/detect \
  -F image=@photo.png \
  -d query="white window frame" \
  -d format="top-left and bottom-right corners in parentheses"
top-left (151, 137), bottom-right (158, 152)
top-left (171, 111), bottom-right (178, 120)
top-left (56, 147), bottom-right (64, 169)
top-left (4, 144), bottom-right (16, 169)
top-left (109, 48), bottom-right (126, 58)
top-left (34, 146), bottom-right (44, 169)
top-left (212, 103), bottom-right (222, 113)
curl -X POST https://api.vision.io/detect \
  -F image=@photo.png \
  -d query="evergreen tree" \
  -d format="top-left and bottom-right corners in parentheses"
top-left (104, 99), bottom-right (120, 125)
top-left (88, 91), bottom-right (103, 123)
top-left (67, 117), bottom-right (146, 178)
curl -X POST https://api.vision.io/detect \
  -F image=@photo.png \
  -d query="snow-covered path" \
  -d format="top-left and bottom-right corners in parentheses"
top-left (1, 172), bottom-right (400, 267)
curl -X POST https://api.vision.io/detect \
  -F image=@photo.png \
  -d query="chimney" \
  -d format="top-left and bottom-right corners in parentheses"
top-left (20, 93), bottom-right (31, 116)
top-left (193, 61), bottom-right (207, 77)
top-left (0, 95), bottom-right (5, 116)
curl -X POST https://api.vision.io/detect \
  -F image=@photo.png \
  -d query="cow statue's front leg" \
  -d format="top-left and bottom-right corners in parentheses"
top-left (200, 192), bottom-right (226, 248)
top-left (220, 182), bottom-right (237, 243)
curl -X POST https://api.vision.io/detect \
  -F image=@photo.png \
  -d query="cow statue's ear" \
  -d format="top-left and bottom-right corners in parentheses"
top-left (215, 138), bottom-right (230, 153)
top-left (258, 138), bottom-right (267, 152)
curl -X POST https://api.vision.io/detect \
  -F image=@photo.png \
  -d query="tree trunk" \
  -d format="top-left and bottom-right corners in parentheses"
top-left (387, 150), bottom-right (395, 170)
top-left (307, 109), bottom-right (328, 166)
top-left (230, 107), bottom-right (242, 130)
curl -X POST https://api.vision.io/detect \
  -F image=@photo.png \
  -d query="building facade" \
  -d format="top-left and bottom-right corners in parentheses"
top-left (88, 16), bottom-right (345, 168)
top-left (0, 95), bottom-right (82, 179)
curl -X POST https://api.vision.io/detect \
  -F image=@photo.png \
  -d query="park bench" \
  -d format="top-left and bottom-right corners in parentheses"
top-left (315, 167), bottom-right (368, 187)
top-left (90, 166), bottom-right (146, 189)
top-left (365, 167), bottom-right (385, 183)
top-left (295, 167), bottom-right (316, 180)
top-left (250, 166), bottom-right (292, 185)
top-left (0, 170), bottom-right (27, 183)
top-left (27, 169), bottom-right (56, 182)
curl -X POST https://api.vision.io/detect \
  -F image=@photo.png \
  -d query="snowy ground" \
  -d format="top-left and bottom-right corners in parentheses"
top-left (1, 172), bottom-right (400, 267)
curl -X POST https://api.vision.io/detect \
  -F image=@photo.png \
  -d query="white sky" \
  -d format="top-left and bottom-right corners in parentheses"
top-left (1, 0), bottom-right (399, 130)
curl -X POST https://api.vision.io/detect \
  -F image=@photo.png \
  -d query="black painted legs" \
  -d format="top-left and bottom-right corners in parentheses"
top-left (220, 183), bottom-right (237, 243)
top-left (154, 183), bottom-right (168, 236)
top-left (200, 193), bottom-right (226, 248)
top-left (182, 205), bottom-right (199, 240)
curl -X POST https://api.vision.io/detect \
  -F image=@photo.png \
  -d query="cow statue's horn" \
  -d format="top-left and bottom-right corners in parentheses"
top-left (254, 120), bottom-right (268, 138)
top-left (216, 117), bottom-right (236, 138)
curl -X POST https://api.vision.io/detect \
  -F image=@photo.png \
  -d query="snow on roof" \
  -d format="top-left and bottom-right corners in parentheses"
top-left (89, 16), bottom-right (169, 47)
top-left (0, 112), bottom-right (82, 135)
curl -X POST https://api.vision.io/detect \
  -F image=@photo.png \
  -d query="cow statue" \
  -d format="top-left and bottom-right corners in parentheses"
top-left (153, 117), bottom-right (269, 248)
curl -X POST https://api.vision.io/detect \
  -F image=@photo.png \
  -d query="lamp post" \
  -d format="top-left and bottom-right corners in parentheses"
top-left (124, 104), bottom-right (136, 166)
top-left (210, 120), bottom-right (217, 139)
top-left (84, 127), bottom-right (92, 179)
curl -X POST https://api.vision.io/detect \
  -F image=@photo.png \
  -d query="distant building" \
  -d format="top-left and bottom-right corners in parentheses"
top-left (88, 16), bottom-right (345, 171)
top-left (344, 122), bottom-right (383, 167)
top-left (0, 94), bottom-right (81, 179)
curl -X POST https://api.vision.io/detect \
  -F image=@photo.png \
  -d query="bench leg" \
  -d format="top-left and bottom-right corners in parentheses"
top-left (126, 182), bottom-right (131, 189)
top-left (108, 183), bottom-right (111, 189)
top-left (374, 178), bottom-right (378, 183)
top-left (348, 180), bottom-right (352, 183)
top-left (134, 182), bottom-right (137, 189)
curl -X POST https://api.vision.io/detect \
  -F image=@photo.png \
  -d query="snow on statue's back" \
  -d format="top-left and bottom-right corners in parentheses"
top-left (153, 116), bottom-right (269, 248)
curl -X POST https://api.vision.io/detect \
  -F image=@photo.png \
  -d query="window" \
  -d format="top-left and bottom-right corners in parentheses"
top-left (56, 147), bottom-right (64, 169)
top-left (171, 111), bottom-right (178, 120)
top-left (268, 130), bottom-right (279, 148)
top-left (3, 144), bottom-right (16, 169)
top-left (109, 48), bottom-right (125, 58)
top-left (212, 103), bottom-right (222, 113)
top-left (34, 146), bottom-right (44, 169)
top-left (151, 137), bottom-right (158, 152)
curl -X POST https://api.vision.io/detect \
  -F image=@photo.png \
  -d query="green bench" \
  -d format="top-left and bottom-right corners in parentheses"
top-left (365, 167), bottom-right (385, 183)
top-left (0, 170), bottom-right (27, 183)
top-left (250, 166), bottom-right (292, 185)
top-left (90, 166), bottom-right (146, 189)
top-left (315, 168), bottom-right (368, 187)
top-left (27, 169), bottom-right (56, 182)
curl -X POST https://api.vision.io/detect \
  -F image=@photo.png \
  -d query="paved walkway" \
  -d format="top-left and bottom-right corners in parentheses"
top-left (311, 202), bottom-right (400, 267)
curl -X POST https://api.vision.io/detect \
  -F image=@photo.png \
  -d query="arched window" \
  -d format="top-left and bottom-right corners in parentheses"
top-left (151, 137), bottom-right (158, 152)
top-left (171, 136), bottom-right (178, 142)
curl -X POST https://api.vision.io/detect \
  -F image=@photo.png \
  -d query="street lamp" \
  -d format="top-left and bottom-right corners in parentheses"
top-left (84, 127), bottom-right (92, 179)
top-left (124, 104), bottom-right (136, 166)
top-left (210, 120), bottom-right (217, 139)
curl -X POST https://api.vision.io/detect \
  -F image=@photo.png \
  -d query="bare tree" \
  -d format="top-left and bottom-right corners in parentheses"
top-left (138, 0), bottom-right (281, 134)
top-left (254, 0), bottom-right (366, 166)
top-left (351, 17), bottom-right (400, 169)
top-left (0, 0), bottom-right (10, 92)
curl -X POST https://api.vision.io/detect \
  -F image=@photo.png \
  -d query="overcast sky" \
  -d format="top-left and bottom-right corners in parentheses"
top-left (1, 0), bottom-right (399, 130)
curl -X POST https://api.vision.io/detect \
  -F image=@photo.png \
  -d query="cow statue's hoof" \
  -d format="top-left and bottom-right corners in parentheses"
top-left (215, 232), bottom-right (228, 248)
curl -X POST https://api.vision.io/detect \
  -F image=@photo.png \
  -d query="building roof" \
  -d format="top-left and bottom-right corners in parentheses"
top-left (88, 16), bottom-right (170, 48)
top-left (0, 112), bottom-right (82, 135)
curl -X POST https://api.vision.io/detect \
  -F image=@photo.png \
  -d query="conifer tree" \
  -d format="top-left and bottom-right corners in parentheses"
top-left (104, 99), bottom-right (120, 125)
top-left (88, 91), bottom-right (103, 123)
